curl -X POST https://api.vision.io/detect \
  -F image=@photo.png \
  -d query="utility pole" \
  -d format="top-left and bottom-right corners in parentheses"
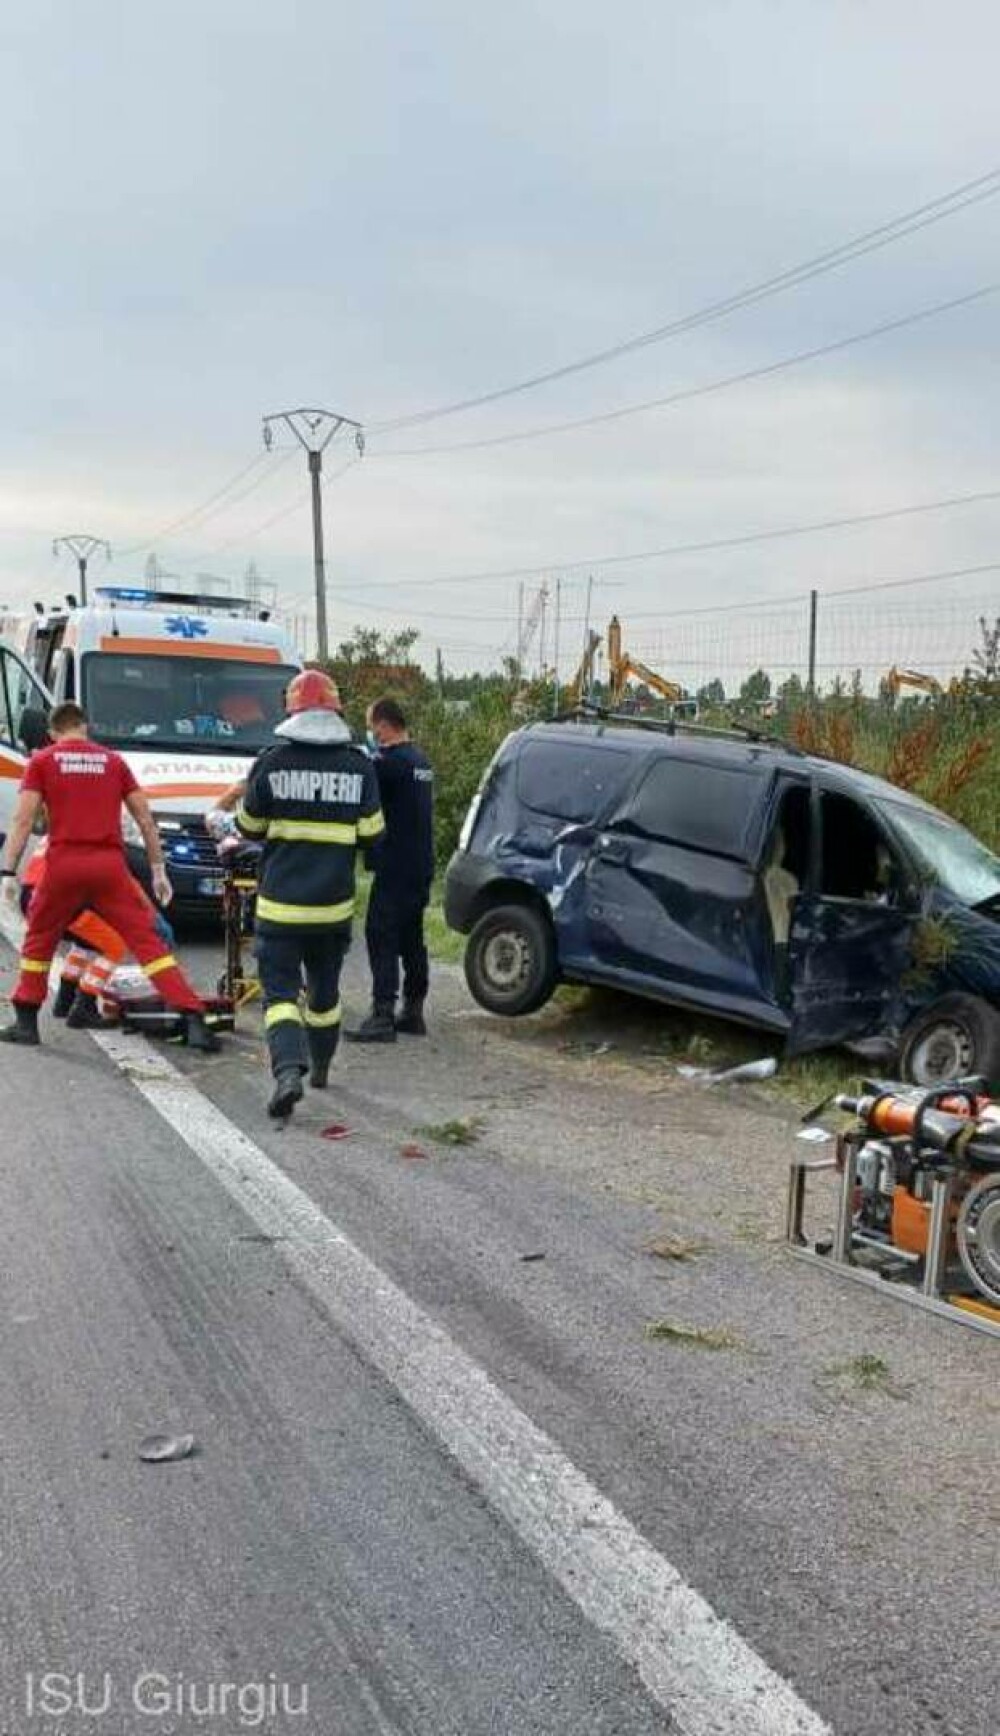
top-left (807, 589), bottom-right (818, 699)
top-left (52, 535), bottom-right (110, 606)
top-left (261, 407), bottom-right (364, 662)
top-left (551, 576), bottom-right (562, 716)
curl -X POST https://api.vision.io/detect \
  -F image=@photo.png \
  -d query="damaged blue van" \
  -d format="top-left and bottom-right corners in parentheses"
top-left (444, 719), bottom-right (1000, 1086)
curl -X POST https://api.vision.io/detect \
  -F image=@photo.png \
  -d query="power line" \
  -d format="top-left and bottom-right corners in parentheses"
top-left (371, 281), bottom-right (999, 458)
top-left (350, 484), bottom-right (1000, 592)
top-left (115, 451), bottom-right (276, 555)
top-left (330, 556), bottom-right (1000, 627)
top-left (191, 456), bottom-right (360, 560)
top-left (369, 165), bottom-right (1000, 435)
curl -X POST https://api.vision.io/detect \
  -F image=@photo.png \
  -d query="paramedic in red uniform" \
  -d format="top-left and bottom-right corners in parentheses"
top-left (0, 701), bottom-right (219, 1050)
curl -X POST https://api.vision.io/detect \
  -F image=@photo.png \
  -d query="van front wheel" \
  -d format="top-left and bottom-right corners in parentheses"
top-left (899, 993), bottom-right (1000, 1089)
top-left (464, 902), bottom-right (557, 1017)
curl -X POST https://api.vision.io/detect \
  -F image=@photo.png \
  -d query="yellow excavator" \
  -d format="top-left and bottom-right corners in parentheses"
top-left (607, 615), bottom-right (692, 711)
top-left (568, 630), bottom-right (602, 705)
top-left (884, 666), bottom-right (944, 699)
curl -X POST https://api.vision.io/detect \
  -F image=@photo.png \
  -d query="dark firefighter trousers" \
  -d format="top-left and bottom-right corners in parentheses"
top-left (366, 880), bottom-right (430, 1011)
top-left (256, 922), bottom-right (350, 1078)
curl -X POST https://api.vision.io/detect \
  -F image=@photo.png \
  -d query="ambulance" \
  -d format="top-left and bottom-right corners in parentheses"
top-left (0, 630), bottom-right (52, 849)
top-left (7, 586), bottom-right (304, 914)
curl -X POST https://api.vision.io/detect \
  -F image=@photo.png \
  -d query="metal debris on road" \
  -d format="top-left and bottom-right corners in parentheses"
top-left (138, 1432), bottom-right (196, 1463)
top-left (676, 1056), bottom-right (778, 1084)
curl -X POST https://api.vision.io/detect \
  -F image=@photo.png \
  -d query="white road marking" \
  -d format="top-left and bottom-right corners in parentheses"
top-left (84, 1027), bottom-right (831, 1736)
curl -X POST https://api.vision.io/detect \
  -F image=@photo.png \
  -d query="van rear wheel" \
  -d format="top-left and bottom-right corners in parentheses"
top-left (899, 993), bottom-right (1000, 1089)
top-left (464, 902), bottom-right (557, 1017)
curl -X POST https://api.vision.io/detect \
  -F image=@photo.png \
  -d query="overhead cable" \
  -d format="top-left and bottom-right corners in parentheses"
top-left (369, 166), bottom-right (1000, 435)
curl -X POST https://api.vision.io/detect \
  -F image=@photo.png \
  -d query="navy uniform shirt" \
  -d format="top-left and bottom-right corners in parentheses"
top-left (370, 741), bottom-right (434, 895)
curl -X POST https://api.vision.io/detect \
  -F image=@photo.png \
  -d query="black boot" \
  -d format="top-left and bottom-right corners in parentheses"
top-left (268, 1067), bottom-right (304, 1119)
top-left (346, 1004), bottom-right (397, 1044)
top-left (0, 1004), bottom-right (40, 1047)
top-left (395, 1000), bottom-right (427, 1036)
top-left (66, 990), bottom-right (114, 1030)
top-left (185, 1012), bottom-right (222, 1054)
top-left (52, 976), bottom-right (78, 1020)
top-left (307, 1027), bottom-right (340, 1090)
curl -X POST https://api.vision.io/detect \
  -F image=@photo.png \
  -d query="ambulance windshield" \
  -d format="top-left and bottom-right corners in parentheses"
top-left (82, 653), bottom-right (300, 753)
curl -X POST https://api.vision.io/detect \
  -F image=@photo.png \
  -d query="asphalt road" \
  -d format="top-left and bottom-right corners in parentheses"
top-left (0, 923), bottom-right (997, 1736)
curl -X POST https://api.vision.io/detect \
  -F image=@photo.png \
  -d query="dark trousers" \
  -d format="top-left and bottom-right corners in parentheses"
top-left (366, 882), bottom-right (429, 1010)
top-left (256, 923), bottom-right (350, 1077)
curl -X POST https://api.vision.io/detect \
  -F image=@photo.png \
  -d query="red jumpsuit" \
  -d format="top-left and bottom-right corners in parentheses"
top-left (13, 736), bottom-right (203, 1015)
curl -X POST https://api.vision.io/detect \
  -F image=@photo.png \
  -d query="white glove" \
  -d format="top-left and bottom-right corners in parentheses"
top-left (204, 807), bottom-right (236, 842)
top-left (0, 874), bottom-right (20, 914)
top-left (151, 865), bottom-right (174, 907)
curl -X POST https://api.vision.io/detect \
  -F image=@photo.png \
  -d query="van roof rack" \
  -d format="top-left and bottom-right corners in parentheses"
top-left (549, 703), bottom-right (806, 755)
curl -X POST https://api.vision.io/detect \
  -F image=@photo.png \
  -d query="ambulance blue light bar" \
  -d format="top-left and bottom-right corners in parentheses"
top-left (94, 586), bottom-right (255, 614)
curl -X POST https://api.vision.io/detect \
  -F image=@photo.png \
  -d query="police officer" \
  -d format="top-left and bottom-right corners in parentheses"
top-left (348, 696), bottom-right (434, 1044)
top-left (232, 670), bottom-right (384, 1119)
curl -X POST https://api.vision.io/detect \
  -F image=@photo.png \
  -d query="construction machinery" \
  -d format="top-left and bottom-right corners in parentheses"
top-left (606, 616), bottom-right (695, 715)
top-left (884, 666), bottom-right (944, 699)
top-left (787, 1078), bottom-right (1000, 1336)
top-left (569, 630), bottom-right (601, 706)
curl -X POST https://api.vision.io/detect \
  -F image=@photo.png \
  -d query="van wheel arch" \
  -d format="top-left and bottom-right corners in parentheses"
top-left (899, 992), bottom-right (1000, 1089)
top-left (464, 894), bottom-right (558, 1017)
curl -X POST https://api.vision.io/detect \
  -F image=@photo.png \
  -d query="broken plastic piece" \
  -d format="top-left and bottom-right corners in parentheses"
top-left (138, 1432), bottom-right (195, 1464)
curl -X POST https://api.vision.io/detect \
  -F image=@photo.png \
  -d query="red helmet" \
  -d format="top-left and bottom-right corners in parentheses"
top-left (285, 670), bottom-right (341, 714)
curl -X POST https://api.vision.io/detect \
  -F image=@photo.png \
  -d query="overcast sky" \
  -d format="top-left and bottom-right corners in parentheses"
top-left (2, 0), bottom-right (998, 683)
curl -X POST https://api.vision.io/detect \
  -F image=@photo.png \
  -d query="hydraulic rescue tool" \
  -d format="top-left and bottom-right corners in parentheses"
top-left (787, 1079), bottom-right (1000, 1336)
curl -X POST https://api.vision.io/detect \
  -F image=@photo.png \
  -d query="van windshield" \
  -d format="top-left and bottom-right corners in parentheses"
top-left (878, 798), bottom-right (1000, 908)
top-left (82, 653), bottom-right (299, 754)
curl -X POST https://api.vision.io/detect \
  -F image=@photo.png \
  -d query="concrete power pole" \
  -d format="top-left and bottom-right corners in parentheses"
top-left (53, 535), bottom-right (110, 606)
top-left (261, 408), bottom-right (364, 662)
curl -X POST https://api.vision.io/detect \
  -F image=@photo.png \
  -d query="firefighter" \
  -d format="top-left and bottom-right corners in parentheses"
top-left (347, 696), bottom-right (434, 1043)
top-left (0, 702), bottom-right (218, 1050)
top-left (229, 670), bottom-right (384, 1120)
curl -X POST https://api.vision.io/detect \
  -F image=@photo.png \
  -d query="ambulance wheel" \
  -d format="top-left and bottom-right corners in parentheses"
top-left (465, 902), bottom-right (557, 1017)
top-left (956, 1172), bottom-right (1000, 1307)
top-left (899, 993), bottom-right (1000, 1090)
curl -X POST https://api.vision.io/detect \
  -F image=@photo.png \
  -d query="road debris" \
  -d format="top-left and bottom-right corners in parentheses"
top-left (677, 1057), bottom-right (778, 1084)
top-left (644, 1233), bottom-right (709, 1263)
top-left (417, 1117), bottom-right (483, 1146)
top-left (399, 1143), bottom-right (430, 1160)
top-left (643, 1320), bottom-right (744, 1350)
top-left (816, 1353), bottom-right (911, 1402)
top-left (320, 1123), bottom-right (353, 1141)
top-left (519, 1250), bottom-right (547, 1263)
top-left (138, 1432), bottom-right (196, 1463)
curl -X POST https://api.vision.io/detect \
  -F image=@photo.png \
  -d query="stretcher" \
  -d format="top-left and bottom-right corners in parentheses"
top-left (109, 842), bottom-right (260, 1039)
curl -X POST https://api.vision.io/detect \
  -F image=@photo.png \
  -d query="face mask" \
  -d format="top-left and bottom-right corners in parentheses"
top-left (366, 730), bottom-right (378, 752)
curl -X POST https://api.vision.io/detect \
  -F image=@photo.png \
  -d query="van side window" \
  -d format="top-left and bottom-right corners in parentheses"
top-left (819, 792), bottom-right (900, 902)
top-left (629, 758), bottom-right (760, 856)
top-left (516, 740), bottom-right (631, 824)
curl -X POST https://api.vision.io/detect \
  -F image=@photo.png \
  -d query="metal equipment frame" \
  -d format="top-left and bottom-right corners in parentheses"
top-left (787, 1135), bottom-right (1000, 1341)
